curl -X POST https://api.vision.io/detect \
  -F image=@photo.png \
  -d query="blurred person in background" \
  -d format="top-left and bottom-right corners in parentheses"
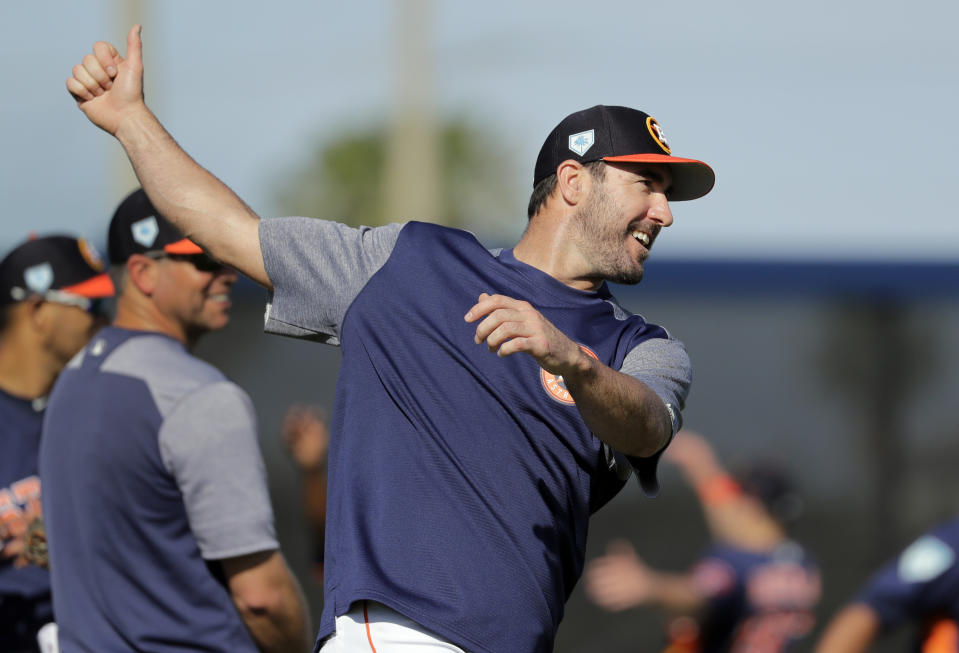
top-left (282, 404), bottom-right (330, 582)
top-left (814, 517), bottom-right (959, 653)
top-left (585, 430), bottom-right (821, 652)
top-left (40, 190), bottom-right (311, 653)
top-left (0, 234), bottom-right (113, 653)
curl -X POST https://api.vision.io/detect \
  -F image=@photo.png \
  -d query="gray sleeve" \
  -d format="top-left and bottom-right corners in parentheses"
top-left (620, 336), bottom-right (692, 436)
top-left (158, 382), bottom-right (278, 561)
top-left (603, 336), bottom-right (692, 498)
top-left (259, 217), bottom-right (404, 345)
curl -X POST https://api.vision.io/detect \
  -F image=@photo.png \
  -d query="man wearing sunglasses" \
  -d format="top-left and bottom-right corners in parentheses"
top-left (0, 234), bottom-right (114, 653)
top-left (40, 189), bottom-right (311, 653)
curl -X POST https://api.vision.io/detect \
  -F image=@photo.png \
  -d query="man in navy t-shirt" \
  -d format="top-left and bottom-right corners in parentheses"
top-left (0, 235), bottom-right (114, 652)
top-left (67, 28), bottom-right (716, 653)
top-left (815, 518), bottom-right (959, 653)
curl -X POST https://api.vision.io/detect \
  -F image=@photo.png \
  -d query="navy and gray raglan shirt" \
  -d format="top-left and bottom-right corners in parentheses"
top-left (261, 218), bottom-right (692, 653)
top-left (39, 327), bottom-right (278, 653)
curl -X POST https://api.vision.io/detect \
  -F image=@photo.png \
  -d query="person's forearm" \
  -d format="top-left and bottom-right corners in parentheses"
top-left (564, 356), bottom-right (671, 457)
top-left (227, 550), bottom-right (312, 652)
top-left (114, 106), bottom-right (270, 287)
top-left (646, 571), bottom-right (703, 613)
top-left (813, 603), bottom-right (880, 653)
top-left (235, 571), bottom-right (312, 653)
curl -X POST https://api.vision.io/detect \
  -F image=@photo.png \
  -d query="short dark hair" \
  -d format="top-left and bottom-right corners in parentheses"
top-left (527, 160), bottom-right (606, 219)
top-left (109, 264), bottom-right (127, 292)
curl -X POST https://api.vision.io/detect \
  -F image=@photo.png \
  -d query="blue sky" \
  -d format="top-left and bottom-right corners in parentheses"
top-left (3, 0), bottom-right (958, 261)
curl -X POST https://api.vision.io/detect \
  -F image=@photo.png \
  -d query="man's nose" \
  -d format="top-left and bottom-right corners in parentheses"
top-left (648, 193), bottom-right (673, 227)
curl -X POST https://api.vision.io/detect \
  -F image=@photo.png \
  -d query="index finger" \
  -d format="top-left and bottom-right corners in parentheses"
top-left (93, 40), bottom-right (121, 77)
top-left (464, 292), bottom-right (492, 323)
top-left (464, 292), bottom-right (519, 323)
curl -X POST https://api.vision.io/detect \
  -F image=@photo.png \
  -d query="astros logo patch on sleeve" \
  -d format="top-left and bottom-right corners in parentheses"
top-left (541, 345), bottom-right (598, 405)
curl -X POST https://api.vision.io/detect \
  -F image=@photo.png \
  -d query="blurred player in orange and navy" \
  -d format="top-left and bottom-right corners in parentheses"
top-left (586, 430), bottom-right (821, 652)
top-left (815, 517), bottom-right (959, 653)
top-left (0, 235), bottom-right (113, 652)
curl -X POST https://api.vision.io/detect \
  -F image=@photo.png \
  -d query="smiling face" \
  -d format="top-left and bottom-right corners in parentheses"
top-left (568, 161), bottom-right (674, 285)
top-left (150, 255), bottom-right (238, 340)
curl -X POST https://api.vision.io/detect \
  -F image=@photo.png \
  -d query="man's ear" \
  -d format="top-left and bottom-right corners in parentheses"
top-left (24, 296), bottom-right (48, 332)
top-left (556, 159), bottom-right (590, 207)
top-left (125, 255), bottom-right (158, 296)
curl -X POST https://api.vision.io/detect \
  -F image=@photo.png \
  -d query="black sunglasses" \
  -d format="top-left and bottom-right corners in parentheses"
top-left (146, 251), bottom-right (226, 273)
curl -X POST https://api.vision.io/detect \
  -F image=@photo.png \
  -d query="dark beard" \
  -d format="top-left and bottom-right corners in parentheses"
top-left (570, 189), bottom-right (645, 285)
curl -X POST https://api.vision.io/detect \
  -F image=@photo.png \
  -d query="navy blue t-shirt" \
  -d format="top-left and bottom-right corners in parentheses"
top-left (0, 387), bottom-right (52, 650)
top-left (263, 220), bottom-right (692, 653)
top-left (685, 542), bottom-right (821, 653)
top-left (857, 518), bottom-right (959, 652)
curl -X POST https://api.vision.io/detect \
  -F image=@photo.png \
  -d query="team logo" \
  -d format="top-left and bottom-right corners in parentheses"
top-left (541, 345), bottom-right (598, 405)
top-left (131, 216), bottom-right (160, 248)
top-left (77, 238), bottom-right (105, 272)
top-left (23, 263), bottom-right (54, 293)
top-left (568, 129), bottom-right (595, 156)
top-left (898, 535), bottom-right (955, 583)
top-left (646, 117), bottom-right (671, 154)
top-left (90, 338), bottom-right (107, 357)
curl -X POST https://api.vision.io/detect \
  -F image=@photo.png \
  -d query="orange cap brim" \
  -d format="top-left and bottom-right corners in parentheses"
top-left (61, 273), bottom-right (115, 298)
top-left (163, 238), bottom-right (204, 255)
top-left (602, 153), bottom-right (715, 201)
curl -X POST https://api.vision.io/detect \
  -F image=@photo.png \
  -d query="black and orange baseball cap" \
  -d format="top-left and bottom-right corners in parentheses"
top-left (0, 235), bottom-right (115, 308)
top-left (108, 188), bottom-right (204, 263)
top-left (533, 105), bottom-right (715, 201)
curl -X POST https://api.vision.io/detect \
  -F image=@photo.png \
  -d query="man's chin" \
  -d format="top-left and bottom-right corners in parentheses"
top-left (200, 312), bottom-right (231, 332)
top-left (609, 265), bottom-right (645, 285)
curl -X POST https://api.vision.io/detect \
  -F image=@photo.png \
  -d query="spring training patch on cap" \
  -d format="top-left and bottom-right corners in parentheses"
top-left (541, 345), bottom-right (599, 405)
top-left (568, 130), bottom-right (595, 157)
top-left (24, 263), bottom-right (54, 294)
top-left (132, 216), bottom-right (160, 248)
top-left (646, 117), bottom-right (671, 154)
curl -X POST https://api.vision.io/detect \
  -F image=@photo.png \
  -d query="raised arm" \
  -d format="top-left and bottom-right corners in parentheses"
top-left (812, 603), bottom-right (880, 653)
top-left (66, 25), bottom-right (269, 287)
top-left (666, 431), bottom-right (784, 549)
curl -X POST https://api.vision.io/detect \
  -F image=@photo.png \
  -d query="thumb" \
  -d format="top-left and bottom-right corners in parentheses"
top-left (125, 24), bottom-right (143, 69)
